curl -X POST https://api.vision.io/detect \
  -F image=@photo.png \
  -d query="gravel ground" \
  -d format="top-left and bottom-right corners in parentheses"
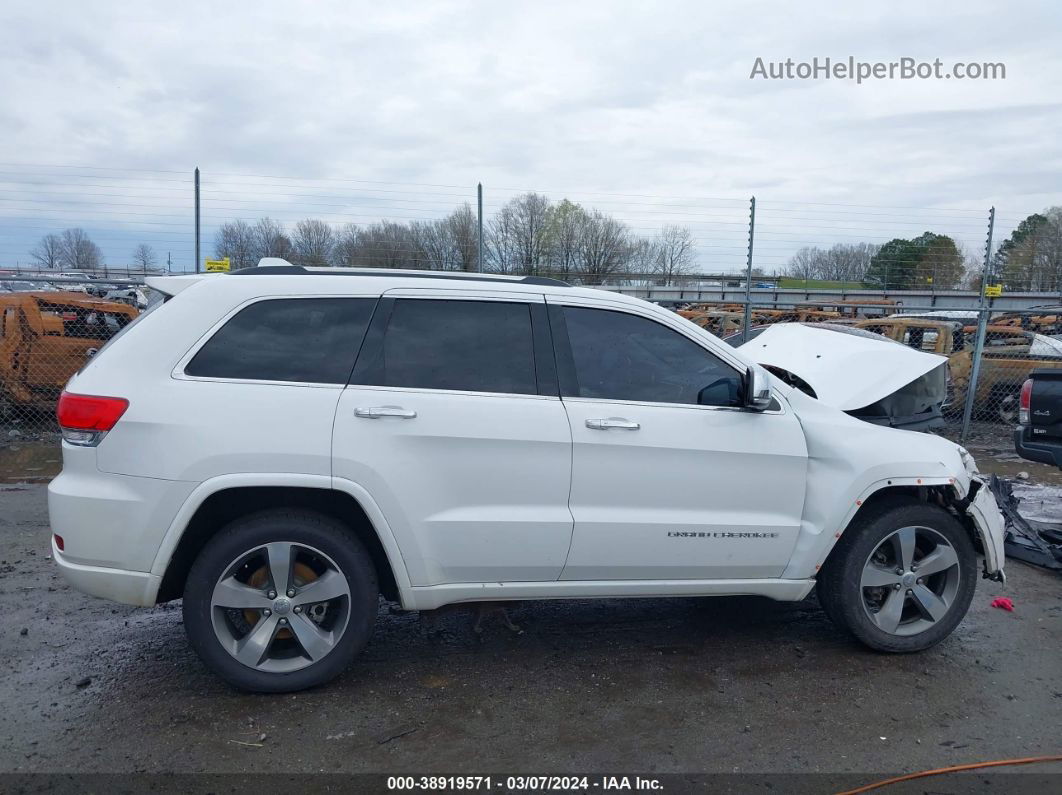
top-left (1, 477), bottom-right (1061, 785)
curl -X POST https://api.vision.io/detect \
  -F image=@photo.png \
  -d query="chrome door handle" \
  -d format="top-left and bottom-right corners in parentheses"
top-left (355, 406), bottom-right (417, 419)
top-left (585, 417), bottom-right (640, 431)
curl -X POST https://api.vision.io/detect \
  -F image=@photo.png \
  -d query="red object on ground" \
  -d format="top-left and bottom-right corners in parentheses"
top-left (991, 597), bottom-right (1014, 611)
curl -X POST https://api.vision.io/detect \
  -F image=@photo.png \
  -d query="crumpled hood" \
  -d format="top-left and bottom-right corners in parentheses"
top-left (739, 323), bottom-right (947, 411)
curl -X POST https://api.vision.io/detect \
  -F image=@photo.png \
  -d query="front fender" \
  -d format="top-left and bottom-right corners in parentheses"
top-left (780, 387), bottom-right (1006, 580)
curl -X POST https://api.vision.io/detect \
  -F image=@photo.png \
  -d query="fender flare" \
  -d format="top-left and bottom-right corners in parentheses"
top-left (148, 472), bottom-right (415, 607)
top-left (783, 475), bottom-right (967, 579)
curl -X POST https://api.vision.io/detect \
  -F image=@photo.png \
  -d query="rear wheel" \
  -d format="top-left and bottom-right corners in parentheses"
top-left (817, 501), bottom-right (976, 652)
top-left (183, 510), bottom-right (378, 692)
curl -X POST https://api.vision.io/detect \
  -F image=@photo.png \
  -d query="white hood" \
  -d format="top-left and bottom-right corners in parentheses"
top-left (738, 323), bottom-right (947, 410)
top-left (1029, 333), bottom-right (1062, 358)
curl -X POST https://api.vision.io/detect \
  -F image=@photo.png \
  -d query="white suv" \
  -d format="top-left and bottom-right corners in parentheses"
top-left (49, 263), bottom-right (1006, 692)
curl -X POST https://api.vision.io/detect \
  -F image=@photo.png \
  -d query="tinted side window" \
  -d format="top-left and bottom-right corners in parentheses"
top-left (561, 307), bottom-right (742, 406)
top-left (368, 299), bottom-right (537, 395)
top-left (186, 298), bottom-right (375, 383)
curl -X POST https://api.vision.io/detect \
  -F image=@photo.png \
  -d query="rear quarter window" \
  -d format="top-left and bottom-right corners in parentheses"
top-left (185, 298), bottom-right (377, 384)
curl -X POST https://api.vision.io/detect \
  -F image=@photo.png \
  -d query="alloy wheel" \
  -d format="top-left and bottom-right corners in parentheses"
top-left (209, 541), bottom-right (351, 673)
top-left (860, 525), bottom-right (961, 637)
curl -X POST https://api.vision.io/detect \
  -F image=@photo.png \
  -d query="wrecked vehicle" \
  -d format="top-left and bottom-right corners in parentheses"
top-left (50, 265), bottom-right (1005, 692)
top-left (738, 322), bottom-right (949, 431)
top-left (857, 316), bottom-right (1062, 423)
top-left (0, 291), bottom-right (138, 416)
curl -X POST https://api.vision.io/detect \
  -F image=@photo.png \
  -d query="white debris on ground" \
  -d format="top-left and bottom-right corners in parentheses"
top-left (1009, 481), bottom-right (1062, 525)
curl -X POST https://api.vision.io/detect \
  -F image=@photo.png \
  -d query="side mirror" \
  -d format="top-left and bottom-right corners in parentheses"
top-left (744, 366), bottom-right (772, 411)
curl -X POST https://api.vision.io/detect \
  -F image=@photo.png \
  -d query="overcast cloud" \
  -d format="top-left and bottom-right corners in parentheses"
top-left (1, 0), bottom-right (1060, 271)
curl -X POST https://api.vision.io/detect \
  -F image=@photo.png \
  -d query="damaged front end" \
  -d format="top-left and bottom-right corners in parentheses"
top-left (956, 447), bottom-right (1008, 583)
top-left (739, 322), bottom-right (948, 432)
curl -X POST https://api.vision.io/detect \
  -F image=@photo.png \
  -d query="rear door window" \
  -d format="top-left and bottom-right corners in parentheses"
top-left (186, 298), bottom-right (376, 384)
top-left (357, 299), bottom-right (538, 395)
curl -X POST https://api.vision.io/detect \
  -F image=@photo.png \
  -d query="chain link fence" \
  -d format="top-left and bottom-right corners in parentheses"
top-left (1, 274), bottom-right (1057, 475)
top-left (2, 164), bottom-right (1060, 479)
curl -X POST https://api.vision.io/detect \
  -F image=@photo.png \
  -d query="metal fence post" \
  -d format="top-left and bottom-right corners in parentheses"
top-left (741, 196), bottom-right (756, 341)
top-left (959, 206), bottom-right (996, 444)
top-left (477, 182), bottom-right (484, 273)
top-left (194, 167), bottom-right (201, 274)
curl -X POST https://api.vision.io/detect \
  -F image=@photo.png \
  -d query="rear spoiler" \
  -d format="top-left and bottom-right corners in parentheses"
top-left (143, 274), bottom-right (212, 298)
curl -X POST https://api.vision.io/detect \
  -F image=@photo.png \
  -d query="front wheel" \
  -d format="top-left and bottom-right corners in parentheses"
top-left (817, 501), bottom-right (977, 652)
top-left (183, 510), bottom-right (378, 692)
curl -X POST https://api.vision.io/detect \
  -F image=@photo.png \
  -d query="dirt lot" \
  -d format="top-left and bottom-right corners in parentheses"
top-left (1, 435), bottom-right (1061, 788)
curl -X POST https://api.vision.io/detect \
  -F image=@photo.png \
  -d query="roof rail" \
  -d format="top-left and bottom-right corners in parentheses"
top-left (229, 263), bottom-right (570, 287)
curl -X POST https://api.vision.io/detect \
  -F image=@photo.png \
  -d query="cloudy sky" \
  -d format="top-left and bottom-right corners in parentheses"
top-left (1, 0), bottom-right (1060, 272)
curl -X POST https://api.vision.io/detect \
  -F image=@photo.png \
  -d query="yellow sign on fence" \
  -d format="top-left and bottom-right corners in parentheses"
top-left (205, 257), bottom-right (231, 272)
top-left (985, 284), bottom-right (1003, 298)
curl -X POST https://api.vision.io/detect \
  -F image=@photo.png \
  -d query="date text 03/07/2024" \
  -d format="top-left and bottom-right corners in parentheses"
top-left (386, 775), bottom-right (664, 791)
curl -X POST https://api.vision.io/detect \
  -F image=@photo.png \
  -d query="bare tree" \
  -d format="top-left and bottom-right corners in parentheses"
top-left (578, 210), bottom-right (631, 284)
top-left (290, 219), bottom-right (336, 266)
top-left (488, 192), bottom-right (551, 275)
top-left (625, 238), bottom-right (660, 285)
top-left (331, 223), bottom-right (360, 267)
top-left (444, 204), bottom-right (480, 272)
top-left (334, 221), bottom-right (418, 268)
top-left (30, 233), bottom-right (63, 269)
top-left (131, 243), bottom-right (158, 270)
top-left (59, 228), bottom-right (102, 271)
top-left (410, 219), bottom-right (460, 270)
top-left (653, 225), bottom-right (695, 286)
top-left (786, 247), bottom-right (822, 281)
top-left (214, 220), bottom-right (256, 269)
top-left (249, 217), bottom-right (292, 262)
top-left (827, 242), bottom-right (879, 283)
top-left (786, 242), bottom-right (878, 284)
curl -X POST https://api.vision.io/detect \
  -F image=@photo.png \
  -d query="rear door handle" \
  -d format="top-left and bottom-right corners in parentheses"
top-left (585, 417), bottom-right (640, 431)
top-left (355, 406), bottom-right (417, 419)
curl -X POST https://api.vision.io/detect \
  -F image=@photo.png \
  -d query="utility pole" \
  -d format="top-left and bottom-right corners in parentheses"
top-left (477, 182), bottom-right (484, 272)
top-left (194, 167), bottom-right (201, 273)
top-left (960, 207), bottom-right (996, 443)
top-left (742, 196), bottom-right (756, 342)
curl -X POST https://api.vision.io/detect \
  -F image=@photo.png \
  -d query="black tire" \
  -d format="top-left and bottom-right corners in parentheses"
top-left (183, 509), bottom-right (378, 692)
top-left (817, 500), bottom-right (977, 653)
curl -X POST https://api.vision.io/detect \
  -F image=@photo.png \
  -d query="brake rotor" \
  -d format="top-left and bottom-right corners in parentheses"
top-left (245, 560), bottom-right (318, 638)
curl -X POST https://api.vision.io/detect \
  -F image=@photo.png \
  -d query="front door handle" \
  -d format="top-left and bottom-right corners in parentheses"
top-left (585, 417), bottom-right (640, 431)
top-left (355, 406), bottom-right (417, 419)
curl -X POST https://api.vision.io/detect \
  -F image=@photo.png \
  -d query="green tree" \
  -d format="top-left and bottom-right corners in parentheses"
top-left (993, 209), bottom-right (1062, 291)
top-left (865, 232), bottom-right (964, 289)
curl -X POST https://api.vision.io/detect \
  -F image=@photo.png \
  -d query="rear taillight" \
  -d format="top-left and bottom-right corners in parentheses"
top-left (1018, 378), bottom-right (1033, 426)
top-left (56, 392), bottom-right (129, 446)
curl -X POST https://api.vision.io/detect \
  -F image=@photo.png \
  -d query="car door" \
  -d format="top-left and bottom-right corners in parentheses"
top-left (331, 290), bottom-right (574, 587)
top-left (549, 296), bottom-right (809, 581)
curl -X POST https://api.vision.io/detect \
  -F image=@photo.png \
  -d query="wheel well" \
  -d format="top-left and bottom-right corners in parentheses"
top-left (156, 486), bottom-right (400, 604)
top-left (821, 483), bottom-right (979, 572)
